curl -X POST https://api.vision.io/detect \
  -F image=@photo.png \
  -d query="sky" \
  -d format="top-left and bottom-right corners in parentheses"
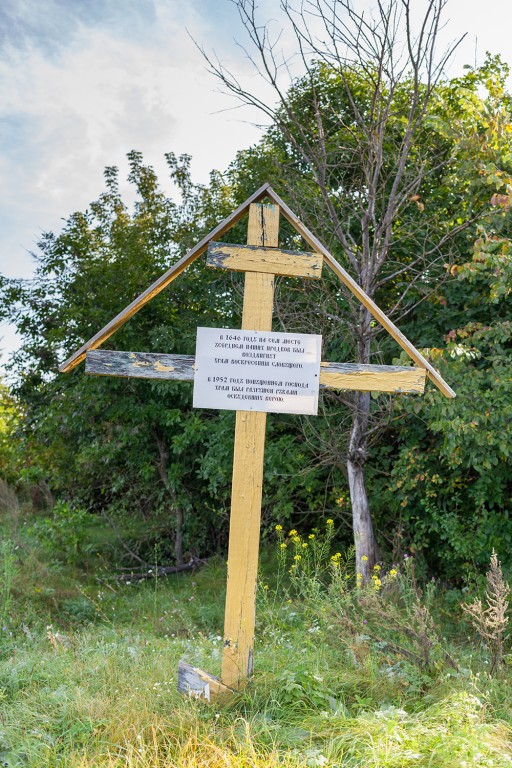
top-left (1, 0), bottom-right (512, 369)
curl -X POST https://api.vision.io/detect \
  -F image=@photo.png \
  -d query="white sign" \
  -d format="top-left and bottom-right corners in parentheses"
top-left (193, 327), bottom-right (322, 415)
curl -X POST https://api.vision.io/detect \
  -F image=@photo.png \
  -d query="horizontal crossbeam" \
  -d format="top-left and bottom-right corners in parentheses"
top-left (207, 242), bottom-right (323, 278)
top-left (85, 350), bottom-right (195, 380)
top-left (86, 350), bottom-right (425, 394)
top-left (320, 361), bottom-right (425, 393)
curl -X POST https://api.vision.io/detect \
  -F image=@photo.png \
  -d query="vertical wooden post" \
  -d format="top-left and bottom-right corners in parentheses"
top-left (221, 203), bottom-right (279, 690)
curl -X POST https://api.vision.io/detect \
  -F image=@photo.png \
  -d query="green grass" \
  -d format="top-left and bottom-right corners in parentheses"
top-left (1, 506), bottom-right (511, 767)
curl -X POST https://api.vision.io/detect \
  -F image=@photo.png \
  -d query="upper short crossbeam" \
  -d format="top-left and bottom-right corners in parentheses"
top-left (206, 242), bottom-right (323, 279)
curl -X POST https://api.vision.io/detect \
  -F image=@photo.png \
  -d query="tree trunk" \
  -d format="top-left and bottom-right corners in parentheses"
top-left (347, 308), bottom-right (378, 581)
top-left (155, 433), bottom-right (184, 566)
top-left (347, 391), bottom-right (378, 581)
top-left (174, 506), bottom-right (184, 567)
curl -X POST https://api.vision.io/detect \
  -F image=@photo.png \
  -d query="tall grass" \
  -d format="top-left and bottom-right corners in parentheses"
top-left (0, 539), bottom-right (16, 627)
top-left (1, 502), bottom-right (511, 767)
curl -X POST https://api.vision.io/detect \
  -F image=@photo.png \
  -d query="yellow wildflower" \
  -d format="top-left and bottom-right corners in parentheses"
top-left (293, 536), bottom-right (301, 544)
top-left (289, 529), bottom-right (298, 537)
top-left (308, 534), bottom-right (315, 540)
top-left (361, 556), bottom-right (368, 562)
top-left (373, 564), bottom-right (381, 571)
top-left (275, 524), bottom-right (282, 531)
top-left (280, 543), bottom-right (287, 549)
top-left (326, 519), bottom-right (334, 526)
top-left (293, 554), bottom-right (301, 561)
top-left (389, 569), bottom-right (398, 577)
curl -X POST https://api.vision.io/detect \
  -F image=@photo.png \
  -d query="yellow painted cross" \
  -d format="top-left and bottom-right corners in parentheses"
top-left (61, 185), bottom-right (455, 701)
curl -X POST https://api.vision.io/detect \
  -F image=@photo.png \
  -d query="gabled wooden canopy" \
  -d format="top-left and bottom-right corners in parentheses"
top-left (59, 183), bottom-right (455, 398)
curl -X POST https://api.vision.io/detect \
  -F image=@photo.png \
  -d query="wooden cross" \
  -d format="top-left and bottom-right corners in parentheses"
top-left (60, 184), bottom-right (454, 701)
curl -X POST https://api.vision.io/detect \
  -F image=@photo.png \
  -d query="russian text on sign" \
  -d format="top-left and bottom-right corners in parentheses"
top-left (193, 327), bottom-right (322, 415)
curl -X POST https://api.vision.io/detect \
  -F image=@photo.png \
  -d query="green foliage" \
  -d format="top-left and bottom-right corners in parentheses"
top-left (227, 53), bottom-right (512, 579)
top-left (275, 668), bottom-right (333, 711)
top-left (31, 500), bottom-right (90, 563)
top-left (1, 55), bottom-right (512, 579)
top-left (275, 520), bottom-right (341, 601)
top-left (264, 525), bottom-right (456, 684)
top-left (0, 152), bottom-right (244, 564)
top-left (0, 151), bottom-right (339, 566)
top-left (375, 219), bottom-right (512, 579)
top-left (0, 381), bottom-right (22, 485)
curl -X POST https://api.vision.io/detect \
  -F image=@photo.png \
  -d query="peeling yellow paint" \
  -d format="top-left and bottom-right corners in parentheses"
top-left (129, 352), bottom-right (136, 359)
top-left (320, 366), bottom-right (425, 394)
top-left (133, 360), bottom-right (150, 367)
top-left (153, 360), bottom-right (175, 372)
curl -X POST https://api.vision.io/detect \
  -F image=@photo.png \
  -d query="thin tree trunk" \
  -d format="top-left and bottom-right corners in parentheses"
top-left (348, 308), bottom-right (378, 580)
top-left (347, 392), bottom-right (378, 581)
top-left (174, 506), bottom-right (184, 567)
top-left (155, 433), bottom-right (184, 566)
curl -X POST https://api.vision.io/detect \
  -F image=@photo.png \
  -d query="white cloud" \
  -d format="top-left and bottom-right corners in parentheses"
top-left (0, 0), bottom-right (264, 281)
top-left (1, 0), bottom-right (512, 369)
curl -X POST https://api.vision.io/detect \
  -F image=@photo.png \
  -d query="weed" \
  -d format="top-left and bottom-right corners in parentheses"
top-left (462, 550), bottom-right (510, 674)
top-left (31, 500), bottom-right (90, 563)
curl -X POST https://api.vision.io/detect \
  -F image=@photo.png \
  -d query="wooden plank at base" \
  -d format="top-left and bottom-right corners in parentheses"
top-left (85, 350), bottom-right (195, 381)
top-left (320, 362), bottom-right (426, 393)
top-left (207, 242), bottom-right (323, 279)
top-left (177, 661), bottom-right (235, 702)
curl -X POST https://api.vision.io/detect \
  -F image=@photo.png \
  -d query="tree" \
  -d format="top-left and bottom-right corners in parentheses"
top-left (379, 243), bottom-right (512, 578)
top-left (200, 0), bottom-right (507, 578)
top-left (1, 152), bottom-right (239, 564)
top-left (367, 57), bottom-right (512, 576)
top-left (0, 151), bottom-right (335, 565)
top-left (0, 379), bottom-right (22, 487)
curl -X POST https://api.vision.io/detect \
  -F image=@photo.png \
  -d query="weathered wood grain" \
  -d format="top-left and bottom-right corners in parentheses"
top-left (207, 242), bottom-right (323, 278)
top-left (248, 202), bottom-right (280, 246)
top-left (59, 182), bottom-right (273, 373)
top-left (263, 186), bottom-right (456, 399)
top-left (177, 660), bottom-right (234, 702)
top-left (86, 350), bottom-right (426, 394)
top-left (221, 203), bottom-right (276, 691)
top-left (85, 350), bottom-right (195, 380)
top-left (320, 362), bottom-right (426, 393)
